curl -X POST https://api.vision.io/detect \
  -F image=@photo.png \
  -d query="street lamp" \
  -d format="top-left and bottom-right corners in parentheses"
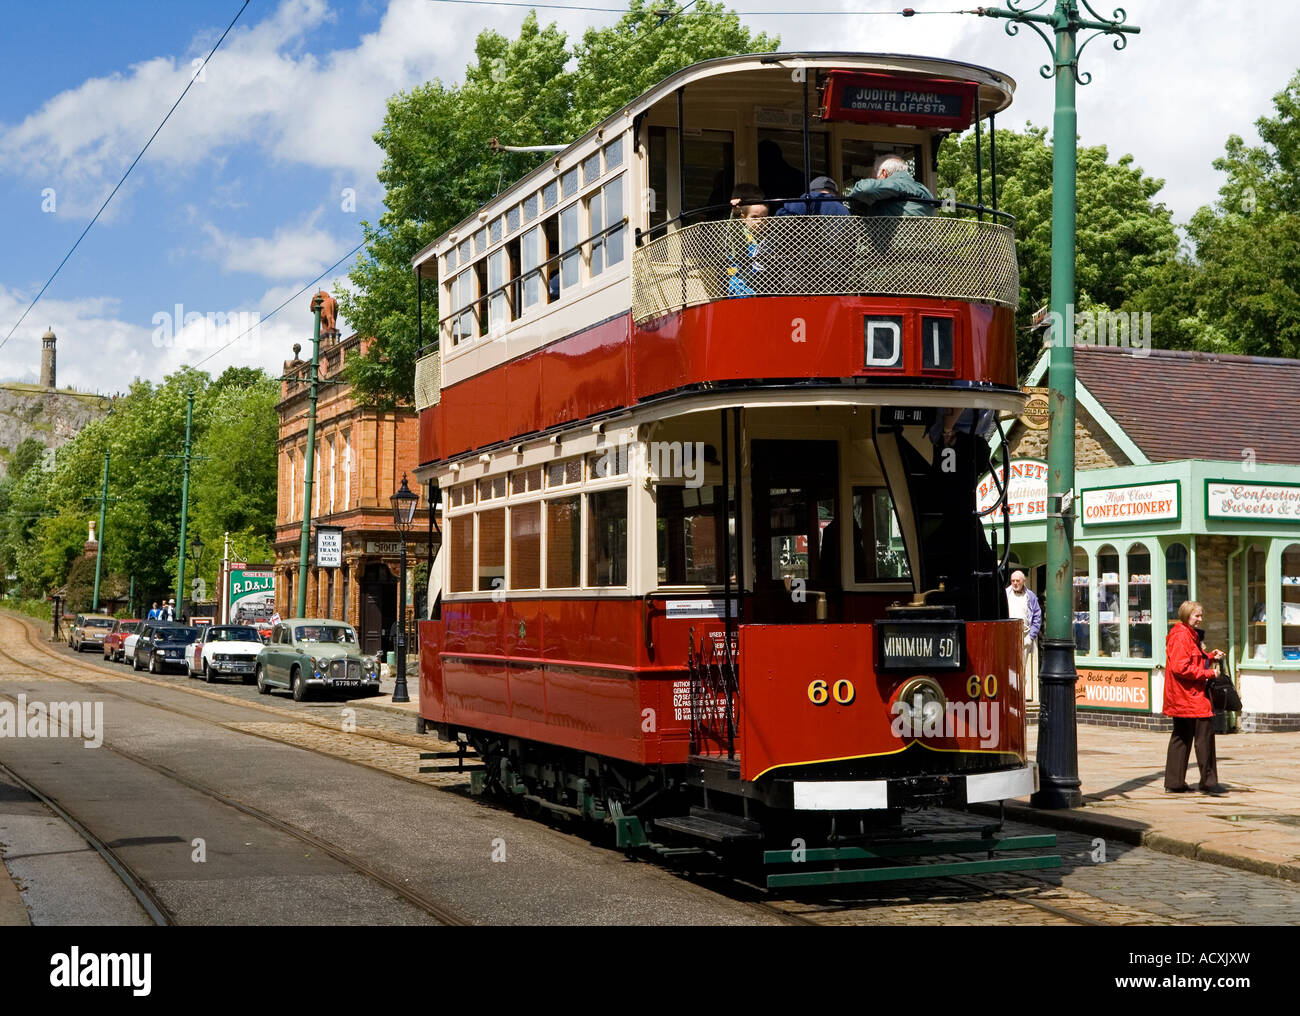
top-left (390, 474), bottom-right (419, 703)
top-left (180, 532), bottom-right (206, 622)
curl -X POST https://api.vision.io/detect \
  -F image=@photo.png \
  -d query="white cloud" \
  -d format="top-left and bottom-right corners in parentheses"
top-left (201, 210), bottom-right (348, 279)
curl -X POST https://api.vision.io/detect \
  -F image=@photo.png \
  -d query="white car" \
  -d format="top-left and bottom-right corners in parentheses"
top-left (186, 624), bottom-right (266, 683)
top-left (122, 628), bottom-right (144, 666)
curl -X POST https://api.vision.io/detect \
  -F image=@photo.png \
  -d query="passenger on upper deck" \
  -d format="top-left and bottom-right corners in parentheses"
top-left (845, 156), bottom-right (934, 217)
top-left (775, 176), bottom-right (849, 217)
top-left (725, 183), bottom-right (770, 297)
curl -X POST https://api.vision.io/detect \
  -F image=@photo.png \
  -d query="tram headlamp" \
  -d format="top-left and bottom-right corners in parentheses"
top-left (895, 678), bottom-right (947, 730)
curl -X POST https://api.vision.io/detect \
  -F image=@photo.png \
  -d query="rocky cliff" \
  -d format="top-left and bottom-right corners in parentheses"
top-left (0, 385), bottom-right (113, 477)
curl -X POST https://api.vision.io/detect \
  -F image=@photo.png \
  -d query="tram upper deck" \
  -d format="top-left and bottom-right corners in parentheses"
top-left (413, 53), bottom-right (1019, 466)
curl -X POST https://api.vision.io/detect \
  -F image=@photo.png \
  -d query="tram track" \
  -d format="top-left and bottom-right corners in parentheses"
top-left (0, 616), bottom-right (473, 926)
top-left (0, 613), bottom-right (1131, 927)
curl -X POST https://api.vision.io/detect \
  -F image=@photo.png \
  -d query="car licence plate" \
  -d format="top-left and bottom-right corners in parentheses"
top-left (231, 663), bottom-right (254, 673)
top-left (331, 679), bottom-right (360, 688)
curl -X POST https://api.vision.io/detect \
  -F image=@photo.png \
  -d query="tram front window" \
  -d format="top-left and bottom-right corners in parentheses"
top-left (852, 487), bottom-right (911, 583)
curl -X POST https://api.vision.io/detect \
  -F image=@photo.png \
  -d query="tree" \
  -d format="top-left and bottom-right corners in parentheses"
top-left (937, 123), bottom-right (1180, 374)
top-left (339, 3), bottom-right (777, 407)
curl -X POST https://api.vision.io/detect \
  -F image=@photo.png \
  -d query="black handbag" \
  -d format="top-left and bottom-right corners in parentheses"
top-left (1208, 656), bottom-right (1243, 713)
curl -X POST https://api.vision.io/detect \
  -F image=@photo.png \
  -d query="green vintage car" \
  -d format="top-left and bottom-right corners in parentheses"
top-left (255, 619), bottom-right (380, 702)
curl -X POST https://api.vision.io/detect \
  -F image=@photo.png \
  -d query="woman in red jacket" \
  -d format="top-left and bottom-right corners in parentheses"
top-left (1164, 600), bottom-right (1226, 794)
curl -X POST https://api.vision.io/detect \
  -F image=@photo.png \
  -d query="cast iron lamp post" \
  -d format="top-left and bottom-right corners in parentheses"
top-left (974, 0), bottom-right (1140, 808)
top-left (390, 474), bottom-right (419, 703)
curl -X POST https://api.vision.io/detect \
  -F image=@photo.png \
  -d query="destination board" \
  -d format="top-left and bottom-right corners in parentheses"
top-left (877, 621), bottom-right (964, 671)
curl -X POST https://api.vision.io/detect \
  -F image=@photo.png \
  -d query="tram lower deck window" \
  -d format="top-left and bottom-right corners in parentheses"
top-left (587, 489), bottom-right (628, 587)
top-left (478, 509), bottom-right (505, 591)
top-left (546, 496), bottom-right (581, 588)
top-left (449, 516), bottom-right (474, 593)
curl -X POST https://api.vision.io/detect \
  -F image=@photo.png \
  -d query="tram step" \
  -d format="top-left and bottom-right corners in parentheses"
top-left (654, 808), bottom-right (763, 843)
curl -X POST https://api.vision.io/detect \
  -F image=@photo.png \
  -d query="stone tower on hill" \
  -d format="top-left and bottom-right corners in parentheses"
top-left (41, 328), bottom-right (56, 389)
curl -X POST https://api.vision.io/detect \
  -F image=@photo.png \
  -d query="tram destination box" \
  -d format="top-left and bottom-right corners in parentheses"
top-left (876, 620), bottom-right (965, 671)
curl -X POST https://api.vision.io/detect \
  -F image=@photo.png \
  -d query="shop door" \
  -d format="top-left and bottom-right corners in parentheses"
top-left (751, 440), bottom-right (840, 623)
top-left (361, 563), bottom-right (396, 657)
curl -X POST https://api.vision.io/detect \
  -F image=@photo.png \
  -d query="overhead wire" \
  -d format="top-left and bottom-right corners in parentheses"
top-left (0, 0), bottom-right (252, 357)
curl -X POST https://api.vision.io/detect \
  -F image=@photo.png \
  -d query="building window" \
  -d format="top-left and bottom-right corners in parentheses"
top-left (1165, 542), bottom-right (1189, 630)
top-left (1073, 547), bottom-right (1091, 654)
top-left (288, 452), bottom-right (297, 521)
top-left (657, 485), bottom-right (723, 585)
top-left (1284, 543), bottom-right (1300, 662)
top-left (342, 431), bottom-right (352, 511)
top-left (1096, 544), bottom-right (1120, 658)
top-left (545, 496), bottom-right (581, 588)
top-left (587, 489), bottom-right (627, 587)
top-left (478, 509), bottom-right (505, 592)
top-left (328, 437), bottom-right (337, 515)
top-left (510, 503), bottom-right (541, 589)
top-left (1247, 544), bottom-right (1268, 661)
top-left (326, 569), bottom-right (335, 619)
top-left (1127, 543), bottom-right (1152, 659)
top-left (851, 487), bottom-right (910, 582)
top-left (449, 516), bottom-right (474, 593)
top-left (342, 566), bottom-right (350, 624)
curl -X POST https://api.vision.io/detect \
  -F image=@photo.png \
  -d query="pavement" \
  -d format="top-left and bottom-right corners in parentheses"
top-left (1001, 721), bottom-right (1300, 886)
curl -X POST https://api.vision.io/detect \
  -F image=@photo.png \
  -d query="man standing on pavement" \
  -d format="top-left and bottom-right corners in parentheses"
top-left (1006, 570), bottom-right (1042, 699)
top-left (160, 599), bottom-right (175, 622)
top-left (146, 601), bottom-right (160, 621)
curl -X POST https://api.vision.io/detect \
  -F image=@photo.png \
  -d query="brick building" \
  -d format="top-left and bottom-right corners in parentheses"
top-left (989, 346), bottom-right (1300, 732)
top-left (273, 329), bottom-right (434, 658)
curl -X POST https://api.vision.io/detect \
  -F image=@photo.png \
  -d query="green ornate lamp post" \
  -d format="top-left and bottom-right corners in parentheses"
top-left (975, 1), bottom-right (1140, 808)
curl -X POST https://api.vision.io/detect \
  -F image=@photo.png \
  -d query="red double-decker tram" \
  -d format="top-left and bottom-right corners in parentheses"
top-left (412, 53), bottom-right (1059, 886)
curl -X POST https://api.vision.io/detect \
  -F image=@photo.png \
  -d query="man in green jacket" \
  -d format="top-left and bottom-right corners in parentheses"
top-left (845, 155), bottom-right (934, 217)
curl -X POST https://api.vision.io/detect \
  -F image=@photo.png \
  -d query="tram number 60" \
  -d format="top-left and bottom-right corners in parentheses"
top-left (807, 679), bottom-right (856, 705)
top-left (966, 674), bottom-right (999, 699)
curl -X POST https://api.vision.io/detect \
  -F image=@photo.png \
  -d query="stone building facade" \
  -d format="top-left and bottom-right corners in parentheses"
top-left (273, 330), bottom-right (433, 659)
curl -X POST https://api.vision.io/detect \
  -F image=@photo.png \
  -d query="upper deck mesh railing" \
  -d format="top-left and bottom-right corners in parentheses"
top-left (631, 214), bottom-right (1019, 325)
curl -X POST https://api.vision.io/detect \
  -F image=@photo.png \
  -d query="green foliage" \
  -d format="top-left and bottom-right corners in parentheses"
top-left (938, 123), bottom-right (1179, 374)
top-left (64, 554), bottom-right (97, 614)
top-left (339, 3), bottom-right (777, 407)
top-left (7, 437), bottom-right (47, 480)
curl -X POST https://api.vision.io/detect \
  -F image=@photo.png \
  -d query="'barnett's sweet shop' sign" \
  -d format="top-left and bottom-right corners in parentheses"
top-left (820, 71), bottom-right (977, 129)
top-left (1081, 481), bottom-right (1180, 526)
top-left (977, 458), bottom-right (1048, 523)
top-left (1205, 481), bottom-right (1300, 522)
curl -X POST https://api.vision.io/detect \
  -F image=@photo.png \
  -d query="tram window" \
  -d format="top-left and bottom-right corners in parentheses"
top-left (477, 475), bottom-right (505, 501)
top-left (545, 496), bottom-right (581, 588)
top-left (511, 467), bottom-right (542, 495)
top-left (459, 238), bottom-right (472, 264)
top-left (449, 516), bottom-right (474, 593)
top-left (543, 181), bottom-right (559, 212)
top-left (543, 215), bottom-right (561, 302)
top-left (561, 167), bottom-right (579, 198)
top-left (450, 271), bottom-right (476, 346)
top-left (589, 448), bottom-right (628, 479)
top-left (591, 177), bottom-right (625, 276)
top-left (757, 130), bottom-right (829, 202)
top-left (682, 130), bottom-right (734, 226)
top-left (510, 503), bottom-right (541, 589)
top-left (523, 193), bottom-right (538, 224)
top-left (473, 229), bottom-right (486, 255)
top-left (560, 204), bottom-right (580, 291)
top-left (487, 249), bottom-right (508, 330)
top-left (841, 140), bottom-right (920, 193)
top-left (445, 248), bottom-right (457, 272)
top-left (489, 217), bottom-right (503, 245)
top-left (587, 489), bottom-right (628, 587)
top-left (657, 485), bottom-right (723, 585)
top-left (507, 205), bottom-right (520, 234)
top-left (582, 152), bottom-right (601, 186)
top-left (604, 136), bottom-right (623, 171)
top-left (547, 459), bottom-right (582, 488)
top-left (477, 509), bottom-right (505, 591)
top-left (521, 226), bottom-right (543, 309)
top-left (851, 487), bottom-right (911, 582)
top-left (474, 259), bottom-right (489, 337)
top-left (648, 127), bottom-right (668, 233)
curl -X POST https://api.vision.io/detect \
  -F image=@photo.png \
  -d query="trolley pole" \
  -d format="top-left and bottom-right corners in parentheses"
top-left (975, 1), bottom-right (1139, 808)
top-left (296, 295), bottom-right (324, 618)
top-left (91, 451), bottom-right (109, 612)
top-left (175, 391), bottom-right (195, 622)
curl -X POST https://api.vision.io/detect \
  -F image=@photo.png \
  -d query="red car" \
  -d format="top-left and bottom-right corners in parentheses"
top-left (103, 619), bottom-right (142, 662)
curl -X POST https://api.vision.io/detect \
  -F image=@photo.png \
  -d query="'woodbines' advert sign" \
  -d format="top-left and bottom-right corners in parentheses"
top-left (1075, 668), bottom-right (1150, 712)
top-left (1081, 481), bottom-right (1180, 526)
top-left (1205, 480), bottom-right (1300, 522)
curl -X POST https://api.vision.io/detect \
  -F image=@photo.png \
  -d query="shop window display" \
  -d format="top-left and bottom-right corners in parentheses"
top-left (1165, 542), bottom-right (1189, 630)
top-left (1283, 543), bottom-right (1300, 662)
top-left (1072, 547), bottom-right (1090, 654)
top-left (1127, 544), bottom-right (1152, 658)
top-left (1247, 544), bottom-right (1267, 661)
top-left (1095, 545), bottom-right (1120, 657)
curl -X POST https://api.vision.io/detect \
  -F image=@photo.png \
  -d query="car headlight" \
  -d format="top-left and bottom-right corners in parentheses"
top-left (363, 656), bottom-right (377, 677)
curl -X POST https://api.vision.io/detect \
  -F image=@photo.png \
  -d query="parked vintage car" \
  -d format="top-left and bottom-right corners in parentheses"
top-left (186, 624), bottom-right (265, 683)
top-left (103, 619), bottom-right (142, 661)
top-left (255, 619), bottom-right (379, 702)
top-left (132, 624), bottom-right (200, 673)
top-left (72, 614), bottom-right (116, 653)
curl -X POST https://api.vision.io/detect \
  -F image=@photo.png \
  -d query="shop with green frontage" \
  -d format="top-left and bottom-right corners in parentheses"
top-left (988, 346), bottom-right (1300, 732)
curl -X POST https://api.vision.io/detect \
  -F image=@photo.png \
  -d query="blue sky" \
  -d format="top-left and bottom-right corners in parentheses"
top-left (2, 0), bottom-right (1297, 394)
